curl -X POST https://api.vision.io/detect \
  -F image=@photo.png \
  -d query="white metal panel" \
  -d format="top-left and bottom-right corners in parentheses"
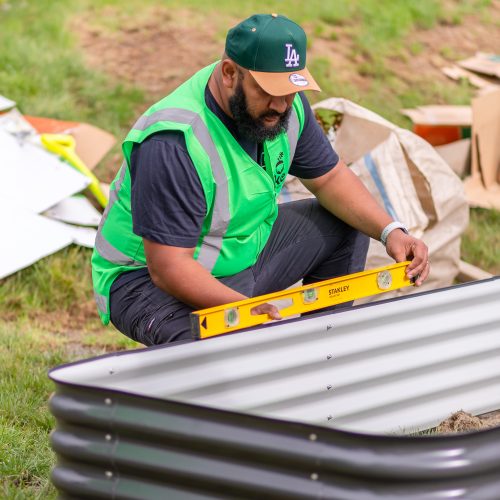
top-left (44, 195), bottom-right (102, 226)
top-left (0, 206), bottom-right (74, 279)
top-left (0, 95), bottom-right (16, 111)
top-left (52, 278), bottom-right (500, 434)
top-left (0, 130), bottom-right (89, 213)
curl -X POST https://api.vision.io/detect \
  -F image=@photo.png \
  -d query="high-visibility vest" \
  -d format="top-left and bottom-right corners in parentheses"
top-left (92, 62), bottom-right (305, 324)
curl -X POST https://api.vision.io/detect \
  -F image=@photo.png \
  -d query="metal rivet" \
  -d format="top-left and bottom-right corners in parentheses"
top-left (327, 385), bottom-right (333, 391)
top-left (311, 473), bottom-right (319, 481)
top-left (105, 471), bottom-right (113, 478)
top-left (104, 398), bottom-right (112, 405)
top-left (251, 27), bottom-right (256, 32)
top-left (105, 434), bottom-right (112, 441)
top-left (326, 354), bottom-right (332, 360)
top-left (327, 415), bottom-right (333, 421)
top-left (309, 433), bottom-right (317, 441)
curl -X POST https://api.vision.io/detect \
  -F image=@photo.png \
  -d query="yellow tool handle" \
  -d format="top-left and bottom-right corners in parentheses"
top-left (191, 262), bottom-right (414, 340)
top-left (41, 133), bottom-right (108, 208)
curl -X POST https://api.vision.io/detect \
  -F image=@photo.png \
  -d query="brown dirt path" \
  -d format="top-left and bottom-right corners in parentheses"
top-left (74, 3), bottom-right (500, 101)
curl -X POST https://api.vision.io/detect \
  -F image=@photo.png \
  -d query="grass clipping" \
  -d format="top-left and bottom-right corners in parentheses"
top-left (435, 410), bottom-right (500, 434)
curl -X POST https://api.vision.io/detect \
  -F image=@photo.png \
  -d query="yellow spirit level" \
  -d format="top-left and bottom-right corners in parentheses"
top-left (191, 262), bottom-right (414, 339)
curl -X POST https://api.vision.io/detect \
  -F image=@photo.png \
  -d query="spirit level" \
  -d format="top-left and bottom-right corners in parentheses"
top-left (191, 261), bottom-right (414, 339)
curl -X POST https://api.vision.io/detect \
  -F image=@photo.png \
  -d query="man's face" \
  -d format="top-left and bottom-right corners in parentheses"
top-left (228, 69), bottom-right (295, 143)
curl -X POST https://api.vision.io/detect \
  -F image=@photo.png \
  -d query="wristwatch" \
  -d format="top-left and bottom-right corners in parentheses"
top-left (380, 221), bottom-right (409, 246)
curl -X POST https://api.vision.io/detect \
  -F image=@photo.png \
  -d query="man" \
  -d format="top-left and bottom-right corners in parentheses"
top-left (92, 13), bottom-right (429, 346)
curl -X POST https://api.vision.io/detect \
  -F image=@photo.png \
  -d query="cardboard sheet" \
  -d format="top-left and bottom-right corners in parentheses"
top-left (463, 174), bottom-right (500, 210)
top-left (458, 52), bottom-right (500, 79)
top-left (435, 139), bottom-right (471, 178)
top-left (0, 130), bottom-right (90, 213)
top-left (401, 106), bottom-right (472, 126)
top-left (441, 65), bottom-right (499, 92)
top-left (471, 89), bottom-right (500, 189)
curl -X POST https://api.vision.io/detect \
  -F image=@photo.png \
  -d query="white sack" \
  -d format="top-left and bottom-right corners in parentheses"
top-left (280, 97), bottom-right (468, 301)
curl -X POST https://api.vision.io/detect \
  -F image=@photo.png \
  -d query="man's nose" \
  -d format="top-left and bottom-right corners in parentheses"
top-left (269, 95), bottom-right (289, 114)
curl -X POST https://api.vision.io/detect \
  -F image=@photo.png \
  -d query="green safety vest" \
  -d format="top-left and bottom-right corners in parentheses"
top-left (92, 62), bottom-right (305, 324)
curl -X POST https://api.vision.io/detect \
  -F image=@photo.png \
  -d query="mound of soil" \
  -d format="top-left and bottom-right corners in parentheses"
top-left (436, 410), bottom-right (500, 434)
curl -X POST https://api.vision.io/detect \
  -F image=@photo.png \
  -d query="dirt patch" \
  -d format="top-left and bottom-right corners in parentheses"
top-left (74, 2), bottom-right (500, 106)
top-left (436, 410), bottom-right (500, 434)
top-left (307, 1), bottom-right (500, 96)
top-left (74, 6), bottom-right (223, 99)
top-left (308, 28), bottom-right (373, 92)
top-left (387, 4), bottom-right (500, 91)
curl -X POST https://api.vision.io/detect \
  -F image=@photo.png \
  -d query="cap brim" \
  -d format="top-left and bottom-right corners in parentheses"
top-left (249, 67), bottom-right (321, 97)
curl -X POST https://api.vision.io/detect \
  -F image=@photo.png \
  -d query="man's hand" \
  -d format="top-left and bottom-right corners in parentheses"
top-left (250, 303), bottom-right (282, 321)
top-left (385, 229), bottom-right (430, 286)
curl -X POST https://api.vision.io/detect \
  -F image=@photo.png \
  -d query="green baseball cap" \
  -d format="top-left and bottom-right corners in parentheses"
top-left (225, 13), bottom-right (321, 96)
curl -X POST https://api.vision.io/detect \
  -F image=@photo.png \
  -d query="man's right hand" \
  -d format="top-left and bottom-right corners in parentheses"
top-left (144, 239), bottom-right (284, 322)
top-left (250, 303), bottom-right (282, 321)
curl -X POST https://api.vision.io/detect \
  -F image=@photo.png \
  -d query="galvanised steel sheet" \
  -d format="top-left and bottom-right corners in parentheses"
top-left (49, 278), bottom-right (500, 499)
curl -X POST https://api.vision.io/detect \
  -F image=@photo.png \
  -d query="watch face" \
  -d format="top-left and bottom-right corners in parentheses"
top-left (377, 270), bottom-right (393, 290)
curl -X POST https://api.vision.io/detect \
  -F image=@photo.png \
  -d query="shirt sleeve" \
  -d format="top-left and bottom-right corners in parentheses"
top-left (289, 92), bottom-right (339, 179)
top-left (130, 131), bottom-right (206, 247)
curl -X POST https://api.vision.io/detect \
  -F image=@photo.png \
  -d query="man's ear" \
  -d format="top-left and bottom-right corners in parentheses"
top-left (220, 60), bottom-right (239, 90)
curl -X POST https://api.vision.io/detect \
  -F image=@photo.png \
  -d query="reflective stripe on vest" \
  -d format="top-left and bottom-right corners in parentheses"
top-left (94, 162), bottom-right (143, 267)
top-left (134, 108), bottom-right (231, 270)
top-left (97, 106), bottom-right (301, 273)
top-left (287, 110), bottom-right (300, 161)
top-left (134, 107), bottom-right (301, 270)
top-left (94, 291), bottom-right (108, 315)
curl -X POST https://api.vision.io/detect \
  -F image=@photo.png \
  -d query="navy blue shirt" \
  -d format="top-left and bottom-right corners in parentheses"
top-left (129, 88), bottom-right (339, 249)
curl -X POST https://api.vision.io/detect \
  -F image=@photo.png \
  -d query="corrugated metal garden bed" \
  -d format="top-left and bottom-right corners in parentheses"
top-left (49, 277), bottom-right (500, 499)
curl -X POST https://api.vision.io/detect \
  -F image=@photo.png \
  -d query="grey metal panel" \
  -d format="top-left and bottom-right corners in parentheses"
top-left (49, 384), bottom-right (500, 499)
top-left (51, 277), bottom-right (500, 434)
top-left (49, 278), bottom-right (500, 498)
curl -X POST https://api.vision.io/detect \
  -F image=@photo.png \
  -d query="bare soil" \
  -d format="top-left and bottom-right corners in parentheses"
top-left (74, 6), bottom-right (223, 98)
top-left (73, 2), bottom-right (500, 101)
top-left (436, 410), bottom-right (500, 433)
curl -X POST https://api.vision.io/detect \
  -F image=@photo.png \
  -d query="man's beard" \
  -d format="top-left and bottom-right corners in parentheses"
top-left (229, 81), bottom-right (291, 143)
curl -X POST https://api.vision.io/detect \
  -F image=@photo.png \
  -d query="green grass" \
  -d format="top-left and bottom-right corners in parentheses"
top-left (1, 0), bottom-right (499, 497)
top-left (0, 321), bottom-right (138, 498)
top-left (0, 1), bottom-right (144, 134)
top-left (0, 323), bottom-right (62, 499)
top-left (462, 209), bottom-right (500, 275)
top-left (0, 247), bottom-right (92, 317)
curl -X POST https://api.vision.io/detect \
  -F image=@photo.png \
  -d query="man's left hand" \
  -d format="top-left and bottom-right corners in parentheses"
top-left (385, 230), bottom-right (430, 286)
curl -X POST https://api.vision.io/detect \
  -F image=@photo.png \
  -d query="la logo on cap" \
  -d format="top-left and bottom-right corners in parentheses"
top-left (284, 43), bottom-right (300, 68)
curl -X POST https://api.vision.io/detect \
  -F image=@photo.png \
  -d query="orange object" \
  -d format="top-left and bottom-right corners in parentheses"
top-left (24, 115), bottom-right (79, 134)
top-left (413, 124), bottom-right (462, 147)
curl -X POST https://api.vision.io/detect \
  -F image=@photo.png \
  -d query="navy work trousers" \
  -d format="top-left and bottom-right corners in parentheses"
top-left (110, 199), bottom-right (370, 345)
